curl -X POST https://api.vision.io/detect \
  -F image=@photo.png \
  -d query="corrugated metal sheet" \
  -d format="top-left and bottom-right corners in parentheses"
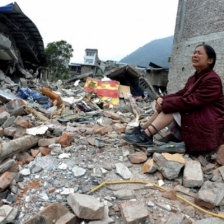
top-left (0, 2), bottom-right (45, 66)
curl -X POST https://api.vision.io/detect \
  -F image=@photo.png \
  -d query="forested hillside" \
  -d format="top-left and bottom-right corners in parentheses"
top-left (120, 36), bottom-right (173, 67)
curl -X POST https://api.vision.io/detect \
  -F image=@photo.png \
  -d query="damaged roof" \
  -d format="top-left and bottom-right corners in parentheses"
top-left (106, 65), bottom-right (141, 79)
top-left (0, 2), bottom-right (45, 66)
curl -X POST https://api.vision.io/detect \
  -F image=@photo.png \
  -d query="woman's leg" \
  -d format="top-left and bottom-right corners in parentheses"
top-left (145, 112), bottom-right (174, 136)
top-left (141, 111), bottom-right (159, 129)
top-left (123, 111), bottom-right (174, 146)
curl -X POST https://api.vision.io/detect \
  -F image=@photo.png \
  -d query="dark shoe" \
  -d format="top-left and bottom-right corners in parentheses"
top-left (125, 123), bottom-right (142, 136)
top-left (147, 141), bottom-right (185, 154)
top-left (122, 129), bottom-right (153, 147)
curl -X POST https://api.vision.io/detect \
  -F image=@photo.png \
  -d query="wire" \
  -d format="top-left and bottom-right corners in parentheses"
top-left (90, 180), bottom-right (224, 219)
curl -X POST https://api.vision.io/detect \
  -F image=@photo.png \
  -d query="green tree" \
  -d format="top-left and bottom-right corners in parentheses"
top-left (45, 40), bottom-right (73, 80)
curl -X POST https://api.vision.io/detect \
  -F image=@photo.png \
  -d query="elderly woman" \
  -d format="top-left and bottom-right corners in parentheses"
top-left (123, 44), bottom-right (224, 153)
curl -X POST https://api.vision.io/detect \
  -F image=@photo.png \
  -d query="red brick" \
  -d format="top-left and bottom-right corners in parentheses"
top-left (58, 133), bottom-right (73, 147)
top-left (0, 171), bottom-right (14, 192)
top-left (30, 149), bottom-right (40, 158)
top-left (39, 147), bottom-right (52, 156)
top-left (194, 198), bottom-right (215, 209)
top-left (14, 116), bottom-right (31, 128)
top-left (128, 152), bottom-right (147, 164)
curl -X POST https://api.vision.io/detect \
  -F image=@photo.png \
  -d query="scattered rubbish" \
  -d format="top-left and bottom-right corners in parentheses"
top-left (17, 87), bottom-right (51, 109)
top-left (0, 8), bottom-right (223, 223)
top-left (26, 125), bottom-right (49, 135)
top-left (41, 87), bottom-right (62, 108)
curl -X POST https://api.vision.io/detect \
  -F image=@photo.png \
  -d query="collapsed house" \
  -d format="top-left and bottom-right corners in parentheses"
top-left (145, 62), bottom-right (169, 94)
top-left (105, 64), bottom-right (168, 99)
top-left (0, 2), bottom-right (46, 80)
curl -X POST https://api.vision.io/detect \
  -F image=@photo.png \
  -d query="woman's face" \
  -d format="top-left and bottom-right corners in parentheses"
top-left (192, 46), bottom-right (213, 72)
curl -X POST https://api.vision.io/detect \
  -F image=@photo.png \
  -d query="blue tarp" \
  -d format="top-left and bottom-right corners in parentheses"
top-left (17, 88), bottom-right (51, 109)
top-left (0, 3), bottom-right (13, 12)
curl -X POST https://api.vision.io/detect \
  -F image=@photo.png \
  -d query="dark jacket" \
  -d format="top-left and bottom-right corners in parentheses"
top-left (162, 68), bottom-right (224, 152)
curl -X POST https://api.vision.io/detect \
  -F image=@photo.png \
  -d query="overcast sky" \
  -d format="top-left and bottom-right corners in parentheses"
top-left (1, 0), bottom-right (179, 63)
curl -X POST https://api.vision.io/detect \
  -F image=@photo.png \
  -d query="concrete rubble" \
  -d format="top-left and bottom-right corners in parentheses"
top-left (0, 68), bottom-right (223, 224)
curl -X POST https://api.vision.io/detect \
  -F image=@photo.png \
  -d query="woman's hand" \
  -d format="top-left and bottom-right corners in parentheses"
top-left (155, 97), bottom-right (163, 113)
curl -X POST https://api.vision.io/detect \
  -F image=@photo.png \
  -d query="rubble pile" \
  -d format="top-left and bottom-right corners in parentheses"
top-left (0, 69), bottom-right (224, 224)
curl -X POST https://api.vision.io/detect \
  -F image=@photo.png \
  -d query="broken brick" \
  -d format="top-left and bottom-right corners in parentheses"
top-left (30, 149), bottom-right (40, 158)
top-left (128, 152), bottom-right (147, 164)
top-left (39, 147), bottom-right (52, 156)
top-left (0, 171), bottom-right (14, 192)
top-left (58, 133), bottom-right (73, 147)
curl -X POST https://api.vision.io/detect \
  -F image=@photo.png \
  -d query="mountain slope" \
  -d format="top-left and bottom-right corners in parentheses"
top-left (120, 36), bottom-right (173, 67)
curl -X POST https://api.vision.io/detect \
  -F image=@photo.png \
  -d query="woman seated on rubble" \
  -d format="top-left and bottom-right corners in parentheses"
top-left (123, 44), bottom-right (224, 153)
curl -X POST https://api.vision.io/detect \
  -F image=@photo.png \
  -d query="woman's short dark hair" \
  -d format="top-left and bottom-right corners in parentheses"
top-left (196, 44), bottom-right (216, 69)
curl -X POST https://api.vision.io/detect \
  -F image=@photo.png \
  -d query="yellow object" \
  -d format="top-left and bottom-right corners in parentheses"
top-left (90, 180), bottom-right (224, 219)
top-left (84, 78), bottom-right (120, 106)
top-left (162, 153), bottom-right (185, 164)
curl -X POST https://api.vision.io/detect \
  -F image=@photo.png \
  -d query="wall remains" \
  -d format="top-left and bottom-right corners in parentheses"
top-left (168, 0), bottom-right (224, 93)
